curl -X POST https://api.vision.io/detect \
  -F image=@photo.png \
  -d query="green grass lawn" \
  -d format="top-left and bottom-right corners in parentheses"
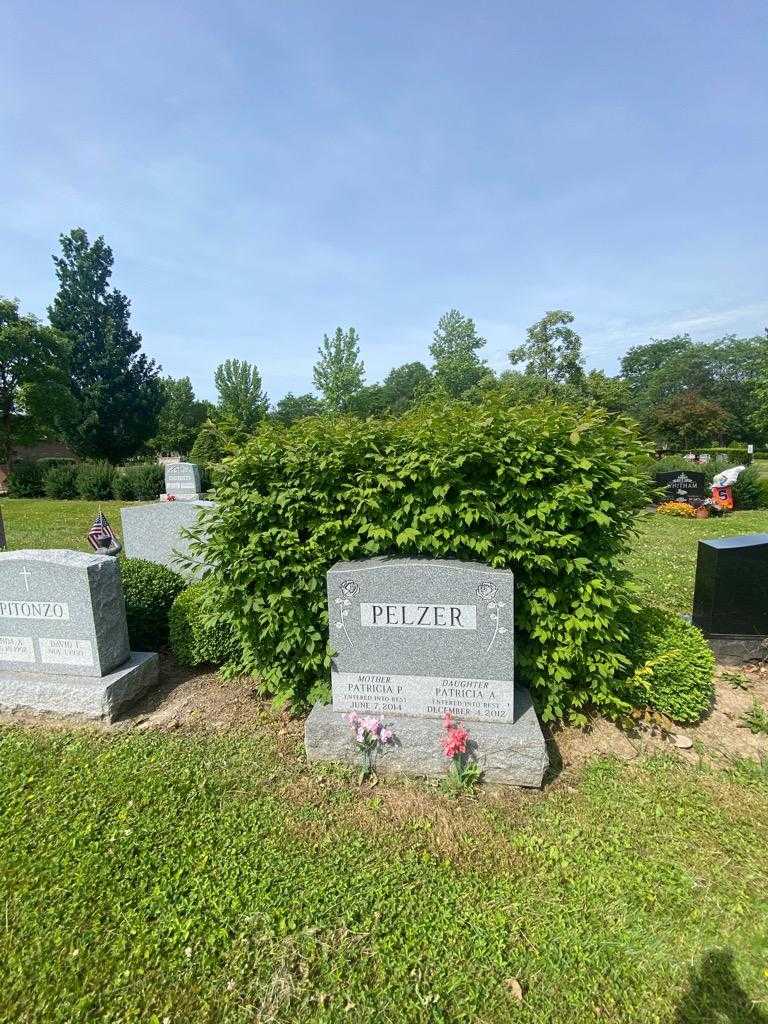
top-left (626, 509), bottom-right (768, 615)
top-left (0, 498), bottom-right (132, 551)
top-left (1, 500), bottom-right (768, 1021)
top-left (0, 729), bottom-right (766, 1023)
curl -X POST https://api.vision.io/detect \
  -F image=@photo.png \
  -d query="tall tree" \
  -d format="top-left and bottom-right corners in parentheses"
top-left (214, 358), bottom-right (269, 430)
top-left (0, 298), bottom-right (76, 468)
top-left (381, 361), bottom-right (432, 413)
top-left (509, 310), bottom-right (585, 386)
top-left (151, 376), bottom-right (211, 455)
top-left (312, 327), bottom-right (365, 411)
top-left (48, 228), bottom-right (163, 461)
top-left (649, 391), bottom-right (732, 449)
top-left (429, 309), bottom-right (490, 397)
top-left (272, 392), bottom-right (324, 426)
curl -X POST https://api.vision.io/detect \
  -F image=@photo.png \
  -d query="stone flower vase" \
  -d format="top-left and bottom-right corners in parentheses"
top-left (695, 506), bottom-right (710, 519)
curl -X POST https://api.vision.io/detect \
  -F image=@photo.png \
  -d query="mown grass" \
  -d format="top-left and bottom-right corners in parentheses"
top-left (0, 498), bottom-right (131, 551)
top-left (0, 727), bottom-right (766, 1023)
top-left (626, 509), bottom-right (768, 615)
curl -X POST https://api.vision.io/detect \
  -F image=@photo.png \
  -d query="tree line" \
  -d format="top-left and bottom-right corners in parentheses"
top-left (1, 227), bottom-right (766, 467)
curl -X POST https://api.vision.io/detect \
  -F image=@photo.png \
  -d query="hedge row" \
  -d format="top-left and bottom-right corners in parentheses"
top-left (8, 461), bottom-right (165, 501)
top-left (186, 395), bottom-right (650, 722)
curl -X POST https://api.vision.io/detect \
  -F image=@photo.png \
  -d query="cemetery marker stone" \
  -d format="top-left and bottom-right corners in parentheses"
top-left (305, 557), bottom-right (548, 786)
top-left (163, 462), bottom-right (202, 501)
top-left (0, 550), bottom-right (159, 719)
top-left (654, 470), bottom-right (706, 500)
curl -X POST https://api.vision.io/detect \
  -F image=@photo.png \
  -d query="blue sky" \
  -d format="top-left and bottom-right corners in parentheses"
top-left (1, 1), bottom-right (766, 402)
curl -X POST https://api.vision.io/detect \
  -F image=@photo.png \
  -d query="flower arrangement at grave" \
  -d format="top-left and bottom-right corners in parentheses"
top-left (440, 713), bottom-right (482, 792)
top-left (346, 711), bottom-right (394, 783)
top-left (656, 501), bottom-right (697, 518)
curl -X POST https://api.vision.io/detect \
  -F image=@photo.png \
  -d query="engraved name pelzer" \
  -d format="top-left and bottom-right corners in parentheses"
top-left (360, 602), bottom-right (477, 630)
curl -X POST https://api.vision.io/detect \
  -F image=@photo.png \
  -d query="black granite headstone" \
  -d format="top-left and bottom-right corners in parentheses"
top-left (692, 534), bottom-right (768, 635)
top-left (654, 470), bottom-right (707, 500)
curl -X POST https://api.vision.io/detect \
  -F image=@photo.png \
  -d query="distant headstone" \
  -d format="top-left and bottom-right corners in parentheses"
top-left (305, 557), bottom-right (548, 786)
top-left (163, 462), bottom-right (202, 501)
top-left (655, 470), bottom-right (706, 500)
top-left (0, 550), bottom-right (158, 719)
top-left (120, 500), bottom-right (214, 577)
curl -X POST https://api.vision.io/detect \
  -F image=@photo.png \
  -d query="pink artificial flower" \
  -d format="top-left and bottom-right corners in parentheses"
top-left (442, 712), bottom-right (454, 730)
top-left (380, 727), bottom-right (393, 744)
top-left (346, 711), bottom-right (360, 727)
top-left (361, 716), bottom-right (381, 736)
top-left (440, 715), bottom-right (470, 758)
top-left (356, 726), bottom-right (367, 743)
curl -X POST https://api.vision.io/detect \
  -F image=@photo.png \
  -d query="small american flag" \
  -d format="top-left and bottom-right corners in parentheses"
top-left (87, 509), bottom-right (120, 553)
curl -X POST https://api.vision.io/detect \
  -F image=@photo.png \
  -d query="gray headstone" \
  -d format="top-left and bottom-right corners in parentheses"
top-left (306, 557), bottom-right (548, 787)
top-left (120, 500), bottom-right (214, 577)
top-left (164, 462), bottom-right (202, 500)
top-left (0, 550), bottom-right (129, 677)
top-left (0, 549), bottom-right (159, 720)
top-left (328, 557), bottom-right (515, 722)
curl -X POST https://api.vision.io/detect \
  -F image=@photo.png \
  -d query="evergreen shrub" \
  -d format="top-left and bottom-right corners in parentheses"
top-left (730, 465), bottom-right (768, 510)
top-left (120, 558), bottom-right (185, 650)
top-left (6, 461), bottom-right (44, 497)
top-left (43, 463), bottom-right (78, 499)
top-left (192, 395), bottom-right (649, 719)
top-left (113, 463), bottom-right (164, 501)
top-left (620, 607), bottom-right (715, 722)
top-left (169, 582), bottom-right (239, 667)
top-left (76, 461), bottom-right (115, 500)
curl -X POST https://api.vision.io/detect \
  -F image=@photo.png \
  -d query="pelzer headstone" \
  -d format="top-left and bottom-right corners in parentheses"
top-left (692, 534), bottom-right (768, 662)
top-left (0, 550), bottom-right (159, 719)
top-left (329, 558), bottom-right (515, 721)
top-left (163, 462), bottom-right (202, 501)
top-left (305, 557), bottom-right (548, 787)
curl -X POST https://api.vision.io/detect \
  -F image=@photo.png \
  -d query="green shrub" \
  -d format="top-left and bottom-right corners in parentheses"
top-left (120, 558), bottom-right (185, 650)
top-left (620, 607), bottom-right (715, 723)
top-left (113, 463), bottom-right (164, 502)
top-left (169, 581), bottom-right (239, 667)
top-left (731, 465), bottom-right (767, 510)
top-left (76, 461), bottom-right (116, 500)
top-left (6, 461), bottom-right (44, 497)
top-left (43, 463), bottom-right (78, 499)
top-left (190, 395), bottom-right (649, 719)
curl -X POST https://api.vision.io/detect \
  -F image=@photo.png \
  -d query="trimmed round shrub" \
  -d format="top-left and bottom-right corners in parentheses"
top-left (120, 558), bottom-right (185, 651)
top-left (194, 394), bottom-right (649, 719)
top-left (113, 463), bottom-right (164, 501)
top-left (43, 463), bottom-right (78, 499)
top-left (620, 607), bottom-right (715, 723)
top-left (169, 581), bottom-right (239, 667)
top-left (6, 461), bottom-right (44, 497)
top-left (77, 461), bottom-right (116, 500)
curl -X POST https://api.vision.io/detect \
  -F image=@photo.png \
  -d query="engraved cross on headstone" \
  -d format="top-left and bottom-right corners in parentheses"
top-left (19, 568), bottom-right (31, 592)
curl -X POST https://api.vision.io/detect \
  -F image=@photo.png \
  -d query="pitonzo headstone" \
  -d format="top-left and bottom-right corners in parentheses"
top-left (163, 462), bottom-right (202, 501)
top-left (305, 557), bottom-right (548, 786)
top-left (0, 550), bottom-right (159, 719)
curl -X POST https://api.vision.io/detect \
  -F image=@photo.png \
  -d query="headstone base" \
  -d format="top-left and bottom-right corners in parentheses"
top-left (703, 633), bottom-right (767, 666)
top-left (305, 686), bottom-right (549, 787)
top-left (0, 650), bottom-right (159, 721)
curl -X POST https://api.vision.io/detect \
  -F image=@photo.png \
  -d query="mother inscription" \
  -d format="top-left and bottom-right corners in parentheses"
top-left (328, 558), bottom-right (515, 722)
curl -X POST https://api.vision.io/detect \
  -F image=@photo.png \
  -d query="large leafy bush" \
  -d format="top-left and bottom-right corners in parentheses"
top-left (113, 463), bottom-right (165, 501)
top-left (120, 558), bottom-right (185, 650)
top-left (192, 396), bottom-right (649, 720)
top-left (619, 607), bottom-right (715, 723)
top-left (731, 465), bottom-right (768, 510)
top-left (43, 463), bottom-right (78, 499)
top-left (76, 461), bottom-right (115, 500)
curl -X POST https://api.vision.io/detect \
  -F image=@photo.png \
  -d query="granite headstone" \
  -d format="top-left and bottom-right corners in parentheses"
top-left (305, 557), bottom-right (548, 786)
top-left (163, 462), bottom-right (202, 501)
top-left (692, 534), bottom-right (768, 662)
top-left (0, 550), bottom-right (158, 719)
top-left (655, 470), bottom-right (707, 500)
top-left (120, 500), bottom-right (214, 577)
